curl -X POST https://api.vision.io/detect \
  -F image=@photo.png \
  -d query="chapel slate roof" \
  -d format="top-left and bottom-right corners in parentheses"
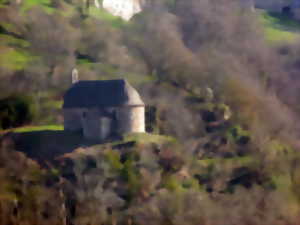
top-left (63, 79), bottom-right (144, 108)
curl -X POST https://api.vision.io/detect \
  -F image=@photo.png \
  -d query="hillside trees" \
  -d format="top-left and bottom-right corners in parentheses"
top-left (0, 136), bottom-right (66, 225)
top-left (0, 95), bottom-right (35, 129)
top-left (1, 0), bottom-right (300, 224)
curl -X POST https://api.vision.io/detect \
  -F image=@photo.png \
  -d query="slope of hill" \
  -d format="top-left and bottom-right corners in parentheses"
top-left (259, 9), bottom-right (300, 43)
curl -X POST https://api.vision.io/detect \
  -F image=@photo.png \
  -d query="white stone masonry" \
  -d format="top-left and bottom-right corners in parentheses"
top-left (102, 0), bottom-right (142, 20)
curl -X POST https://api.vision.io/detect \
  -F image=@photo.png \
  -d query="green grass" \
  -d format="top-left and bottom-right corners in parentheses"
top-left (0, 47), bottom-right (34, 71)
top-left (12, 125), bottom-right (63, 133)
top-left (264, 26), bottom-right (297, 43)
top-left (259, 10), bottom-right (300, 43)
top-left (77, 59), bottom-right (94, 65)
top-left (0, 34), bottom-right (30, 48)
top-left (21, 0), bottom-right (55, 14)
top-left (0, 33), bottom-right (36, 71)
top-left (0, 0), bottom-right (9, 8)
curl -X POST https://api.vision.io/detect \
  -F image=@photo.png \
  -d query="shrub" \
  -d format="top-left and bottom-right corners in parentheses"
top-left (0, 95), bottom-right (36, 130)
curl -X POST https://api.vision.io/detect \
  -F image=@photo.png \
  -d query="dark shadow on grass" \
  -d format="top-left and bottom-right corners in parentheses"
top-left (6, 130), bottom-right (102, 166)
top-left (267, 11), bottom-right (300, 31)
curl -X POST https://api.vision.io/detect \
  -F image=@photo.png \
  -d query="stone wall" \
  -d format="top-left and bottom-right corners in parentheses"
top-left (81, 108), bottom-right (101, 140)
top-left (63, 108), bottom-right (83, 132)
top-left (80, 108), bottom-right (116, 140)
top-left (64, 106), bottom-right (145, 140)
top-left (293, 7), bottom-right (300, 19)
top-left (117, 106), bottom-right (145, 134)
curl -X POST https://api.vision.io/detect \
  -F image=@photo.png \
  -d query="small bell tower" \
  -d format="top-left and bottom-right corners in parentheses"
top-left (72, 68), bottom-right (79, 84)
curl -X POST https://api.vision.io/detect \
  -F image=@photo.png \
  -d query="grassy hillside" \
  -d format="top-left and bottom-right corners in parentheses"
top-left (259, 10), bottom-right (300, 43)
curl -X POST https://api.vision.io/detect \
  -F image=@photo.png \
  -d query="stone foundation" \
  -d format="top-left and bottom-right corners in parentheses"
top-left (117, 106), bottom-right (145, 134)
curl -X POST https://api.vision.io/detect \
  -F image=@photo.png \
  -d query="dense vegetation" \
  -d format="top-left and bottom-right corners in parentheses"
top-left (2, 0), bottom-right (300, 225)
top-left (0, 95), bottom-right (35, 129)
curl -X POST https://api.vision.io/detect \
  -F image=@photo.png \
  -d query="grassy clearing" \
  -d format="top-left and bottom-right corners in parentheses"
top-left (0, 33), bottom-right (36, 72)
top-left (0, 47), bottom-right (34, 71)
top-left (2, 125), bottom-right (63, 134)
top-left (20, 0), bottom-right (55, 14)
top-left (264, 26), bottom-right (297, 43)
top-left (259, 10), bottom-right (300, 43)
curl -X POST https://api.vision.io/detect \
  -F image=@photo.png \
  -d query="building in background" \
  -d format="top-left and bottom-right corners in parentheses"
top-left (102, 0), bottom-right (143, 21)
